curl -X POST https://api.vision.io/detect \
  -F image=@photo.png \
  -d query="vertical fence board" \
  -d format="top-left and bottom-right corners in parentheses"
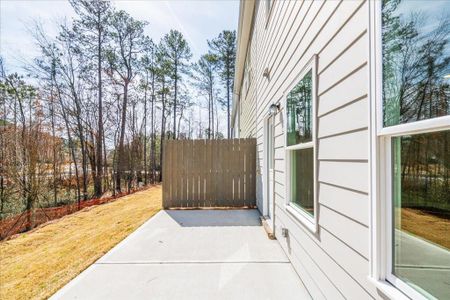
top-left (248, 139), bottom-right (255, 205)
top-left (223, 140), bottom-right (231, 206)
top-left (171, 141), bottom-right (175, 207)
top-left (207, 140), bottom-right (212, 207)
top-left (246, 140), bottom-right (251, 206)
top-left (212, 139), bottom-right (217, 206)
top-left (232, 139), bottom-right (238, 202)
top-left (163, 138), bottom-right (256, 208)
top-left (174, 140), bottom-right (179, 206)
top-left (181, 140), bottom-right (186, 207)
top-left (214, 140), bottom-right (220, 206)
top-left (185, 140), bottom-right (190, 207)
top-left (193, 140), bottom-right (198, 208)
top-left (238, 139), bottom-right (243, 203)
top-left (201, 140), bottom-right (206, 206)
top-left (162, 141), bottom-right (168, 208)
top-left (197, 140), bottom-right (202, 207)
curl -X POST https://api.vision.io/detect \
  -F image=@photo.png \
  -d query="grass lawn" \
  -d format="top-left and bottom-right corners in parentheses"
top-left (402, 207), bottom-right (449, 249)
top-left (0, 185), bottom-right (162, 300)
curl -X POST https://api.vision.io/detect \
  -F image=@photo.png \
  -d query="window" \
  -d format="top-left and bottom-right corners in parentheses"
top-left (285, 56), bottom-right (317, 232)
top-left (376, 1), bottom-right (450, 299)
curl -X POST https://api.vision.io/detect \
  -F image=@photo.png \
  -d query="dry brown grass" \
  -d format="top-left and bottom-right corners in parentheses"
top-left (402, 208), bottom-right (449, 249)
top-left (0, 185), bottom-right (162, 300)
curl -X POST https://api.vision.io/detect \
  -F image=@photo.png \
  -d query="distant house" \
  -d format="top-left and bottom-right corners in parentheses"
top-left (232, 1), bottom-right (449, 299)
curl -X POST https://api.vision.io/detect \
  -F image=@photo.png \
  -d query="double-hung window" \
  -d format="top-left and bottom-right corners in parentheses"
top-left (375, 1), bottom-right (450, 299)
top-left (285, 56), bottom-right (318, 232)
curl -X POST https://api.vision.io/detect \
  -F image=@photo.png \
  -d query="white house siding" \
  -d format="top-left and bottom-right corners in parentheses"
top-left (236, 0), bottom-right (380, 299)
top-left (239, 41), bottom-right (257, 139)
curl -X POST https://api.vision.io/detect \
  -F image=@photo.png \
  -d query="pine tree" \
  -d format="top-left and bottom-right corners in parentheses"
top-left (208, 30), bottom-right (236, 138)
top-left (160, 30), bottom-right (192, 140)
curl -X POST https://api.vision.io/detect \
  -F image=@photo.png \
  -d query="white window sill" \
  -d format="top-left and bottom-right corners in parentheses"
top-left (368, 277), bottom-right (410, 300)
top-left (285, 204), bottom-right (318, 234)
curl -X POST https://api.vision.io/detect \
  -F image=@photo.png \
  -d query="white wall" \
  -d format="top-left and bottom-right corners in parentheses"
top-left (238, 0), bottom-right (380, 298)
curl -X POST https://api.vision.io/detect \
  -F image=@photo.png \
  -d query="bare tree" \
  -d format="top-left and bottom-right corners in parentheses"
top-left (70, 0), bottom-right (112, 197)
top-left (105, 10), bottom-right (146, 192)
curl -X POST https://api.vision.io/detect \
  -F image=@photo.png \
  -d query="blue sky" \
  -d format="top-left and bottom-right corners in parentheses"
top-left (0, 0), bottom-right (240, 73)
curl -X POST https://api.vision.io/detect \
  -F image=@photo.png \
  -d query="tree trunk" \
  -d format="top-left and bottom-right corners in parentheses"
top-left (210, 81), bottom-right (215, 139)
top-left (173, 63), bottom-right (178, 140)
top-left (226, 78), bottom-right (230, 139)
top-left (74, 102), bottom-right (88, 201)
top-left (95, 19), bottom-right (103, 197)
top-left (102, 131), bottom-right (108, 191)
top-left (116, 81), bottom-right (129, 192)
top-left (159, 78), bottom-right (166, 182)
top-left (50, 87), bottom-right (58, 206)
top-left (0, 92), bottom-right (5, 215)
top-left (143, 72), bottom-right (148, 185)
top-left (208, 92), bottom-right (211, 140)
top-left (56, 86), bottom-right (81, 205)
top-left (150, 73), bottom-right (156, 183)
top-left (177, 105), bottom-right (184, 138)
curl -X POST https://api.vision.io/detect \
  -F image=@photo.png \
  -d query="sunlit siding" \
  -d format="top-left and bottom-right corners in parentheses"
top-left (238, 0), bottom-right (378, 298)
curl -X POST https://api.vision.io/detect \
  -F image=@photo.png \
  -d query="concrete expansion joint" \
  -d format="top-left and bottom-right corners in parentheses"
top-left (95, 261), bottom-right (291, 265)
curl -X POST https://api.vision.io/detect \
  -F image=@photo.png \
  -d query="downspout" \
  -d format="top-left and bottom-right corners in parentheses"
top-left (271, 113), bottom-right (276, 236)
top-left (268, 101), bottom-right (281, 238)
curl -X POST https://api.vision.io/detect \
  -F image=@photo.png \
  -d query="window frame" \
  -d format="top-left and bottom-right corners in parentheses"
top-left (283, 55), bottom-right (318, 234)
top-left (369, 1), bottom-right (450, 299)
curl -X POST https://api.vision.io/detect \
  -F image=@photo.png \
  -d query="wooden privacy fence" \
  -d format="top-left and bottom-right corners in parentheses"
top-left (162, 139), bottom-right (256, 208)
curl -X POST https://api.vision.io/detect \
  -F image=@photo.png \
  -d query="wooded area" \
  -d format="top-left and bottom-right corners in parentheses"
top-left (0, 0), bottom-right (236, 230)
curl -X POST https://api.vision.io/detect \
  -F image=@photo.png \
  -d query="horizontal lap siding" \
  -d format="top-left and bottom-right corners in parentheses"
top-left (318, 98), bottom-right (368, 138)
top-left (239, 0), bottom-right (377, 298)
top-left (319, 182), bottom-right (369, 226)
top-left (319, 129), bottom-right (368, 160)
top-left (240, 83), bottom-right (257, 138)
top-left (319, 161), bottom-right (368, 193)
top-left (318, 65), bottom-right (368, 116)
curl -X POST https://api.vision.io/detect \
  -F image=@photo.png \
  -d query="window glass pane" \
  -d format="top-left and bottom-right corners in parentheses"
top-left (291, 148), bottom-right (314, 216)
top-left (287, 70), bottom-right (312, 146)
top-left (382, 0), bottom-right (450, 127)
top-left (392, 130), bottom-right (449, 299)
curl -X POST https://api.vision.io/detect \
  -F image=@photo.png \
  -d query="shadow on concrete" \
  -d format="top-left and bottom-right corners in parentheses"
top-left (165, 209), bottom-right (262, 227)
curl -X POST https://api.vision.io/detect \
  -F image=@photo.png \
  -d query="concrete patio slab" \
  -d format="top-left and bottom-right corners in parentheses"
top-left (98, 210), bottom-right (287, 264)
top-left (51, 209), bottom-right (311, 300)
top-left (394, 230), bottom-right (450, 299)
top-left (52, 263), bottom-right (309, 300)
